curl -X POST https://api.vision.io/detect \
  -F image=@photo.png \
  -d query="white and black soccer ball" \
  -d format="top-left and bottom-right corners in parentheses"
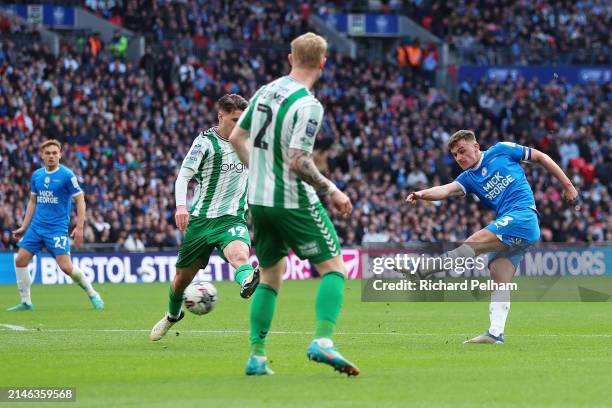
top-left (183, 281), bottom-right (218, 315)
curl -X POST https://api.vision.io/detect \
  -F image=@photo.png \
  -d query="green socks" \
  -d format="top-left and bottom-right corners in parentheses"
top-left (247, 272), bottom-right (344, 356)
top-left (315, 272), bottom-right (345, 339)
top-left (249, 284), bottom-right (277, 356)
top-left (168, 287), bottom-right (183, 318)
top-left (234, 264), bottom-right (254, 285)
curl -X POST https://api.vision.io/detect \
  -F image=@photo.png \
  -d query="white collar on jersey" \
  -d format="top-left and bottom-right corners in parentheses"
top-left (211, 126), bottom-right (228, 142)
top-left (287, 75), bottom-right (303, 85)
top-left (44, 165), bottom-right (61, 174)
top-left (470, 151), bottom-right (485, 171)
top-left (286, 75), bottom-right (313, 93)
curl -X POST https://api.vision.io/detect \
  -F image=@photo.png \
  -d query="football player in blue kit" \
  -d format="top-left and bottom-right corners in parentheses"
top-left (8, 139), bottom-right (104, 311)
top-left (406, 130), bottom-right (578, 343)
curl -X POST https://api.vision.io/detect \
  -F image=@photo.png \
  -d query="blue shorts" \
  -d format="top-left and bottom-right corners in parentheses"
top-left (18, 227), bottom-right (71, 257)
top-left (485, 209), bottom-right (540, 268)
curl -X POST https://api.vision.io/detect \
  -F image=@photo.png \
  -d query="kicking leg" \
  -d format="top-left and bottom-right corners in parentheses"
top-left (7, 248), bottom-right (35, 311)
top-left (150, 260), bottom-right (201, 341)
top-left (416, 228), bottom-right (508, 277)
top-left (306, 255), bottom-right (359, 376)
top-left (223, 240), bottom-right (259, 299)
top-left (56, 254), bottom-right (104, 310)
top-left (245, 258), bottom-right (284, 375)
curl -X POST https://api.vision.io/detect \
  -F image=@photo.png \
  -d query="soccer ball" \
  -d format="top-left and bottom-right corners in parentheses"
top-left (183, 281), bottom-right (218, 315)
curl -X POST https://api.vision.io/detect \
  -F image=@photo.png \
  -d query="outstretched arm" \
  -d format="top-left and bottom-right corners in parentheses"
top-left (530, 148), bottom-right (578, 203)
top-left (229, 126), bottom-right (250, 167)
top-left (406, 182), bottom-right (465, 204)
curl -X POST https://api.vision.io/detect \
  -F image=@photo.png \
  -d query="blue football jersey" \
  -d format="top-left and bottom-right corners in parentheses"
top-left (454, 142), bottom-right (537, 217)
top-left (30, 165), bottom-right (83, 231)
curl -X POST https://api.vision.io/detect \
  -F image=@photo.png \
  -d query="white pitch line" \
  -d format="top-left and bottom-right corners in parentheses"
top-left (0, 323), bottom-right (28, 331)
top-left (2, 326), bottom-right (612, 338)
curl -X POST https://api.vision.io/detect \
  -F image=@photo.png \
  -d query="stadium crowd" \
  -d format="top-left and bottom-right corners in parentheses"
top-left (85, 0), bottom-right (310, 50)
top-left (0, 3), bottom-right (610, 251)
top-left (405, 0), bottom-right (611, 65)
top-left (297, 0), bottom-right (611, 65)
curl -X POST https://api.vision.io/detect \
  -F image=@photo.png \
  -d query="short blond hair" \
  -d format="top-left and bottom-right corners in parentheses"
top-left (40, 139), bottom-right (61, 152)
top-left (448, 130), bottom-right (477, 151)
top-left (290, 32), bottom-right (327, 69)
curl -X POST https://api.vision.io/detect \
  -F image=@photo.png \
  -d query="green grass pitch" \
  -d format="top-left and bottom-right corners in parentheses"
top-left (1, 280), bottom-right (611, 408)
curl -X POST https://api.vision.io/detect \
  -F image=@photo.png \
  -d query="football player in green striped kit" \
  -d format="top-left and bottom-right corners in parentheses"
top-left (230, 33), bottom-right (359, 376)
top-left (150, 94), bottom-right (259, 341)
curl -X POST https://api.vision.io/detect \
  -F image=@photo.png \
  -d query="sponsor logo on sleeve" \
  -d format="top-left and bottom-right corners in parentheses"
top-left (305, 119), bottom-right (318, 137)
top-left (189, 143), bottom-right (203, 156)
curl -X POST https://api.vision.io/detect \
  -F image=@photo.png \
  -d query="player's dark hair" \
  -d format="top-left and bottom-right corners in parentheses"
top-left (217, 94), bottom-right (248, 113)
top-left (40, 139), bottom-right (62, 152)
top-left (448, 130), bottom-right (477, 151)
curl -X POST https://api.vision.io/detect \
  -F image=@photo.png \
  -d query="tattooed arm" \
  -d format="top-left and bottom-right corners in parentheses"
top-left (288, 148), bottom-right (337, 195)
top-left (289, 148), bottom-right (352, 216)
top-left (287, 102), bottom-right (352, 216)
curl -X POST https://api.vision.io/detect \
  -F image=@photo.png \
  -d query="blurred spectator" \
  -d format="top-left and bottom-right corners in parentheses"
top-left (108, 29), bottom-right (128, 60)
top-left (87, 32), bottom-right (103, 60)
top-left (124, 232), bottom-right (145, 252)
top-left (407, 39), bottom-right (423, 69)
top-left (559, 138), bottom-right (580, 168)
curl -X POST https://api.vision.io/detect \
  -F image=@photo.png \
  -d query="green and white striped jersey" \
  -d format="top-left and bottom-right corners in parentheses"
top-left (181, 127), bottom-right (248, 218)
top-left (237, 76), bottom-right (324, 209)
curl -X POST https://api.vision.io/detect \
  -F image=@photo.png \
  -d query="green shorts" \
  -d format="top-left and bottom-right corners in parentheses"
top-left (250, 202), bottom-right (341, 268)
top-left (176, 214), bottom-right (251, 269)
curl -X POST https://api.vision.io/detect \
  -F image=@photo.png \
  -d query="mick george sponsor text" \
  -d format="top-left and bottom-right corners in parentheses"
top-left (372, 279), bottom-right (518, 292)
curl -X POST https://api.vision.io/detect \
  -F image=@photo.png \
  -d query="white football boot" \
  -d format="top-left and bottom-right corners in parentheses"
top-left (150, 311), bottom-right (185, 341)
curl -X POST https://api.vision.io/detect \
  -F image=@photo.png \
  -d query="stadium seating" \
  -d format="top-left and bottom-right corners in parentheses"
top-left (0, 3), bottom-right (609, 250)
top-left (404, 0), bottom-right (610, 65)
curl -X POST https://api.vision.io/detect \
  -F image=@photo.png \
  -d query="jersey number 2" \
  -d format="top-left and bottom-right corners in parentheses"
top-left (254, 104), bottom-right (272, 150)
